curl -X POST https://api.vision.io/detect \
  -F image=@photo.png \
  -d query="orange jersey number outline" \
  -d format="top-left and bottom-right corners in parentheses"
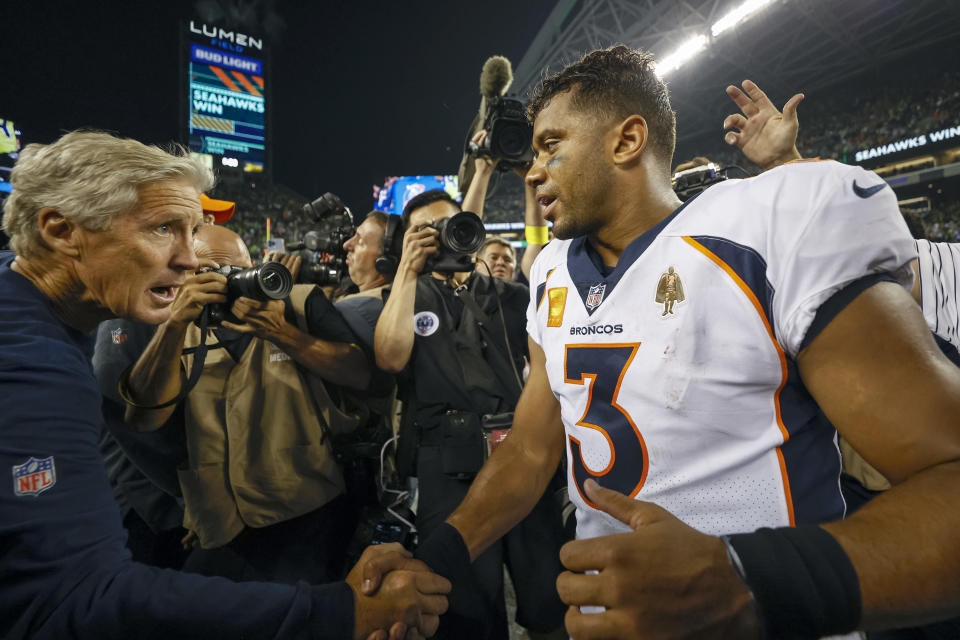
top-left (564, 343), bottom-right (648, 508)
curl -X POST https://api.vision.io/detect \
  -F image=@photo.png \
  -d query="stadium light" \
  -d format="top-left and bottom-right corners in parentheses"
top-left (654, 34), bottom-right (708, 78)
top-left (711, 0), bottom-right (774, 37)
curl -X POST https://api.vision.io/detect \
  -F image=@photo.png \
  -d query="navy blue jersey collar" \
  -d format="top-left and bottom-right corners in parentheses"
top-left (567, 195), bottom-right (699, 315)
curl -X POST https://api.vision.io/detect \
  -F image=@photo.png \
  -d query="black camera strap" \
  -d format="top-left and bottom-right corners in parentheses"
top-left (117, 306), bottom-right (221, 410)
top-left (451, 273), bottom-right (524, 399)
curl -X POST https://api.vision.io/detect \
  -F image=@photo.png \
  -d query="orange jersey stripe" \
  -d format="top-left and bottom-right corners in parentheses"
top-left (682, 236), bottom-right (796, 526)
top-left (210, 65), bottom-right (242, 93)
top-left (231, 70), bottom-right (262, 97)
top-left (537, 267), bottom-right (557, 310)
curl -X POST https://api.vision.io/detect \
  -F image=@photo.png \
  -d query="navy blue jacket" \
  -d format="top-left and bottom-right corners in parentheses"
top-left (0, 252), bottom-right (353, 639)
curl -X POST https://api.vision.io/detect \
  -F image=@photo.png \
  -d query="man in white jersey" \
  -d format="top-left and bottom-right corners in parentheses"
top-left (405, 46), bottom-right (960, 639)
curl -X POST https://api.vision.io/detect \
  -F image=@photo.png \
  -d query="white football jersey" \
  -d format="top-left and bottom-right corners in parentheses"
top-left (527, 160), bottom-right (916, 542)
top-left (916, 239), bottom-right (960, 354)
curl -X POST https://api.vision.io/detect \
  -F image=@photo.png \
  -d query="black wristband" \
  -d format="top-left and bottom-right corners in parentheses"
top-left (414, 522), bottom-right (492, 639)
top-left (414, 522), bottom-right (472, 584)
top-left (725, 526), bottom-right (862, 640)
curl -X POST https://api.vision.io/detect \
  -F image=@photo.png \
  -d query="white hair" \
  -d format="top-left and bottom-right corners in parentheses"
top-left (2, 130), bottom-right (214, 257)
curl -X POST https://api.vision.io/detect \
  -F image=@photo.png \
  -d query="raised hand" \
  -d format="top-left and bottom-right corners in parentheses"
top-left (265, 250), bottom-right (302, 283)
top-left (222, 297), bottom-right (289, 341)
top-left (397, 224), bottom-right (439, 277)
top-left (471, 129), bottom-right (500, 175)
top-left (167, 261), bottom-right (227, 328)
top-left (723, 79), bottom-right (803, 171)
top-left (556, 480), bottom-right (760, 640)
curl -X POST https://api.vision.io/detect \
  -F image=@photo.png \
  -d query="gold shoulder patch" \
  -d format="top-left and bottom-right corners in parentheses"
top-left (547, 287), bottom-right (568, 327)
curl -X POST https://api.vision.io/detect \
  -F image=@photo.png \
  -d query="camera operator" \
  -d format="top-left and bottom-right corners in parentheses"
top-left (0, 130), bottom-right (448, 640)
top-left (374, 189), bottom-right (567, 640)
top-left (122, 223), bottom-right (370, 584)
top-left (462, 129), bottom-right (549, 283)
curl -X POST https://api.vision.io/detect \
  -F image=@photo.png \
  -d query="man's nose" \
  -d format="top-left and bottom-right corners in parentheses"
top-left (526, 159), bottom-right (546, 189)
top-left (173, 235), bottom-right (199, 271)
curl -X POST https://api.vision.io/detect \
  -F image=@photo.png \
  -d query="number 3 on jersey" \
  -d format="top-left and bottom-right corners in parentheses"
top-left (564, 343), bottom-right (648, 507)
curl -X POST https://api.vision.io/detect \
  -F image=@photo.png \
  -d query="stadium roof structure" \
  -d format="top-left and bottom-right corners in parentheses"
top-left (514, 0), bottom-right (960, 144)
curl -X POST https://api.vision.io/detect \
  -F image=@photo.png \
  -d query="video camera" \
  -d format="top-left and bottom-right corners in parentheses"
top-left (421, 211), bottom-right (486, 274)
top-left (288, 192), bottom-right (355, 287)
top-left (198, 263), bottom-right (293, 325)
top-left (471, 97), bottom-right (534, 171)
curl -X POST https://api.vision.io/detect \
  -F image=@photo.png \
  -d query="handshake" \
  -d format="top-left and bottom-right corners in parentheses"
top-left (347, 543), bottom-right (450, 640)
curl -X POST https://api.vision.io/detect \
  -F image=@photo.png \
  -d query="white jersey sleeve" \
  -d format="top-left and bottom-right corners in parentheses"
top-left (763, 162), bottom-right (917, 357)
top-left (916, 239), bottom-right (960, 349)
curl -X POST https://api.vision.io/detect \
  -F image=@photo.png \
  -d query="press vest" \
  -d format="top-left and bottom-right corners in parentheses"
top-left (178, 285), bottom-right (345, 548)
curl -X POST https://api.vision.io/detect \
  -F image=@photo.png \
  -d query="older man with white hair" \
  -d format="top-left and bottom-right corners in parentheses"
top-left (0, 131), bottom-right (449, 640)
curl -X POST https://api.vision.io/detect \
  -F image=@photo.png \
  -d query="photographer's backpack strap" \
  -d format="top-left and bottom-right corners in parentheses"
top-left (288, 285), bottom-right (365, 437)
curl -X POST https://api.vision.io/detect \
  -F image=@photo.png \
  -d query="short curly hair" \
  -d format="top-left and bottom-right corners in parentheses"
top-left (527, 45), bottom-right (677, 164)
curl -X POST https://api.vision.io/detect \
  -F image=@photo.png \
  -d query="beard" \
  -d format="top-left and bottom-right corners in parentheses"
top-left (551, 206), bottom-right (604, 240)
top-left (551, 149), bottom-right (614, 240)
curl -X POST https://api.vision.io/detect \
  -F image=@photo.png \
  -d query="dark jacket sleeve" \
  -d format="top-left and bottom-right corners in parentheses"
top-left (30, 567), bottom-right (353, 640)
top-left (1, 343), bottom-right (355, 640)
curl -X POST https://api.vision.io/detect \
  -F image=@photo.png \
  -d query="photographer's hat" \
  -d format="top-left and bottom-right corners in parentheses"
top-left (200, 194), bottom-right (236, 223)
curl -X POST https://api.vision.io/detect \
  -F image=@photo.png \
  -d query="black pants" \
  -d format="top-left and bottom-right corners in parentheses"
top-left (416, 445), bottom-right (568, 639)
top-left (182, 495), bottom-right (355, 585)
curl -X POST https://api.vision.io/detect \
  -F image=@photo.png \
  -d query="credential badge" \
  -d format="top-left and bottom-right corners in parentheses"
top-left (13, 456), bottom-right (56, 497)
top-left (585, 282), bottom-right (606, 311)
top-left (655, 266), bottom-right (685, 316)
top-left (413, 311), bottom-right (440, 337)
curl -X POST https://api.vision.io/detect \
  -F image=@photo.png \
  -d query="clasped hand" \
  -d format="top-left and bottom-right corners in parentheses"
top-left (347, 543), bottom-right (451, 640)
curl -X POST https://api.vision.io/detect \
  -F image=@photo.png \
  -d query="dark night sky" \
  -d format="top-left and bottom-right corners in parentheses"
top-left (4, 0), bottom-right (557, 211)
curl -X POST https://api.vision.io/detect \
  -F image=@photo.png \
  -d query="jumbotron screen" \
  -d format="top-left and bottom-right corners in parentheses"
top-left (186, 21), bottom-right (266, 172)
top-left (373, 175), bottom-right (461, 217)
top-left (0, 118), bottom-right (20, 197)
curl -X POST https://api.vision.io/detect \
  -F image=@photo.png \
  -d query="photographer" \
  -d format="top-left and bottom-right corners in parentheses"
top-left (374, 190), bottom-right (566, 640)
top-left (92, 194), bottom-right (240, 572)
top-left (336, 210), bottom-right (393, 350)
top-left (123, 223), bottom-right (369, 584)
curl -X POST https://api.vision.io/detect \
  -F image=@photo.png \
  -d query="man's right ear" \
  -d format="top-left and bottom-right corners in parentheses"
top-left (36, 208), bottom-right (80, 258)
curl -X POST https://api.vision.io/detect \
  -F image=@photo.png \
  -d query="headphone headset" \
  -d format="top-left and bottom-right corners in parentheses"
top-left (374, 214), bottom-right (405, 277)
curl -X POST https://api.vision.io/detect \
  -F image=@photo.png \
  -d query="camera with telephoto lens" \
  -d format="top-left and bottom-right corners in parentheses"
top-left (197, 263), bottom-right (293, 326)
top-left (287, 192), bottom-right (355, 287)
top-left (422, 211), bottom-right (486, 273)
top-left (473, 97), bottom-right (534, 171)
